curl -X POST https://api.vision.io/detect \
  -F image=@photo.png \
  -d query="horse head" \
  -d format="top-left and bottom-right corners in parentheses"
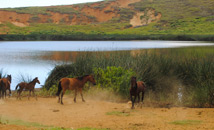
top-left (88, 75), bottom-right (96, 85)
top-left (7, 74), bottom-right (12, 83)
top-left (34, 77), bottom-right (40, 84)
top-left (131, 76), bottom-right (137, 89)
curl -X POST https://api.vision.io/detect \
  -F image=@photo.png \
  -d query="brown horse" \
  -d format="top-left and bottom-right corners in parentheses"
top-left (0, 75), bottom-right (12, 99)
top-left (130, 76), bottom-right (146, 109)
top-left (56, 75), bottom-right (96, 105)
top-left (15, 77), bottom-right (40, 100)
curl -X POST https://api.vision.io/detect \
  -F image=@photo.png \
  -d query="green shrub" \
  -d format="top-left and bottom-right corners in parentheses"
top-left (94, 66), bottom-right (135, 96)
top-left (29, 16), bottom-right (41, 23)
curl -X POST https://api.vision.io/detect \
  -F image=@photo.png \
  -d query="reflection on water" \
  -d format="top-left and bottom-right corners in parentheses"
top-left (0, 41), bottom-right (213, 90)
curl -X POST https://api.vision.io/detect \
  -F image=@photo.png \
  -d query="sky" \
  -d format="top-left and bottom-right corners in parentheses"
top-left (0, 0), bottom-right (103, 8)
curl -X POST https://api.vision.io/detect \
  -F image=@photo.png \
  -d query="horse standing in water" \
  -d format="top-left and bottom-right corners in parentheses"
top-left (130, 76), bottom-right (146, 109)
top-left (56, 75), bottom-right (96, 105)
top-left (0, 75), bottom-right (12, 99)
top-left (15, 77), bottom-right (40, 100)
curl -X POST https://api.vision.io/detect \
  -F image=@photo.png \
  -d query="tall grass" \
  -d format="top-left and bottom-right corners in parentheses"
top-left (44, 47), bottom-right (214, 107)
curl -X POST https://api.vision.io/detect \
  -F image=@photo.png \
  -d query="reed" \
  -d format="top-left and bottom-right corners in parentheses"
top-left (44, 47), bottom-right (214, 107)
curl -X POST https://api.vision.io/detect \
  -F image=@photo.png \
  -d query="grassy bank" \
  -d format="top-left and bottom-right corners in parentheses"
top-left (0, 15), bottom-right (214, 41)
top-left (43, 47), bottom-right (214, 108)
top-left (1, 34), bottom-right (214, 41)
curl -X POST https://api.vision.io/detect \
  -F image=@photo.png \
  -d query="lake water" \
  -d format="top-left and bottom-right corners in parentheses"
top-left (0, 41), bottom-right (214, 90)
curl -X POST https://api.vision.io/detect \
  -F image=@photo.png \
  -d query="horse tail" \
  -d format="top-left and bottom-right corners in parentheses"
top-left (1, 80), bottom-right (4, 89)
top-left (0, 80), bottom-right (3, 89)
top-left (142, 82), bottom-right (146, 89)
top-left (15, 84), bottom-right (19, 90)
top-left (56, 81), bottom-right (62, 96)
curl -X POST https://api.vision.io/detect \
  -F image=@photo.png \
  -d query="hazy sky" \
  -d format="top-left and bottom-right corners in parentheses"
top-left (0, 0), bottom-right (103, 8)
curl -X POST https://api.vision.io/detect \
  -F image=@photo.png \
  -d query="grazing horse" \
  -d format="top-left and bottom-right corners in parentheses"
top-left (130, 76), bottom-right (146, 109)
top-left (0, 75), bottom-right (12, 99)
top-left (15, 77), bottom-right (40, 100)
top-left (56, 75), bottom-right (96, 105)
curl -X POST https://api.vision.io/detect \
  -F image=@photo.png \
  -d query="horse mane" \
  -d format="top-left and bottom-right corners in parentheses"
top-left (29, 77), bottom-right (38, 84)
top-left (76, 75), bottom-right (89, 80)
top-left (7, 75), bottom-right (11, 83)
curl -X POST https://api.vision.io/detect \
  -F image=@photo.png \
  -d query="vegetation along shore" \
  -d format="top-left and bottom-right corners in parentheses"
top-left (42, 47), bottom-right (214, 108)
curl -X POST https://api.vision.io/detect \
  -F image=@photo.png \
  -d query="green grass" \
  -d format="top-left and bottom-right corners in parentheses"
top-left (0, 115), bottom-right (50, 128)
top-left (106, 111), bottom-right (130, 116)
top-left (170, 120), bottom-right (202, 125)
top-left (132, 0), bottom-right (214, 21)
top-left (1, 15), bottom-right (214, 41)
top-left (44, 127), bottom-right (109, 130)
top-left (0, 6), bottom-right (79, 15)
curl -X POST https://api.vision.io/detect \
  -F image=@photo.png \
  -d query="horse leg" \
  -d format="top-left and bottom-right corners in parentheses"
top-left (28, 90), bottom-right (31, 100)
top-left (130, 95), bottom-right (136, 109)
top-left (18, 90), bottom-right (22, 100)
top-left (60, 90), bottom-right (65, 105)
top-left (74, 89), bottom-right (77, 103)
top-left (9, 88), bottom-right (11, 97)
top-left (130, 96), bottom-right (134, 109)
top-left (1, 91), bottom-right (4, 99)
top-left (33, 90), bottom-right (37, 100)
top-left (4, 90), bottom-right (6, 99)
top-left (133, 96), bottom-right (137, 109)
top-left (58, 92), bottom-right (61, 103)
top-left (142, 91), bottom-right (145, 103)
top-left (79, 88), bottom-right (85, 102)
top-left (138, 93), bottom-right (140, 103)
top-left (17, 90), bottom-right (19, 99)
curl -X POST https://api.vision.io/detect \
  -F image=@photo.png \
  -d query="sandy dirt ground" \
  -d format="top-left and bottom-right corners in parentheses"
top-left (0, 96), bottom-right (214, 130)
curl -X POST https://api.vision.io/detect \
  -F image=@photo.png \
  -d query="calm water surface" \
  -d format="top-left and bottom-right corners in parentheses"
top-left (0, 41), bottom-right (213, 90)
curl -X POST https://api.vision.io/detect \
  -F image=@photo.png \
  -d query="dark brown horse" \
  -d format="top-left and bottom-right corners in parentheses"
top-left (130, 76), bottom-right (146, 109)
top-left (15, 77), bottom-right (40, 100)
top-left (56, 75), bottom-right (96, 105)
top-left (0, 75), bottom-right (12, 99)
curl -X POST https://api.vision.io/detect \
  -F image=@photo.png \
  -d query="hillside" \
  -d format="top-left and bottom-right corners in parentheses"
top-left (0, 0), bottom-right (214, 41)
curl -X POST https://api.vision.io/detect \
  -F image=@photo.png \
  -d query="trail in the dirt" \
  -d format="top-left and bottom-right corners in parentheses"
top-left (0, 97), bottom-right (214, 130)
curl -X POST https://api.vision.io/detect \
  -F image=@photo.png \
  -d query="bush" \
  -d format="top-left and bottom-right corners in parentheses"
top-left (94, 66), bottom-right (135, 96)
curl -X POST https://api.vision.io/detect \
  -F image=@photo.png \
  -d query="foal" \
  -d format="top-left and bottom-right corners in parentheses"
top-left (56, 75), bottom-right (96, 105)
top-left (16, 77), bottom-right (40, 100)
top-left (130, 76), bottom-right (146, 109)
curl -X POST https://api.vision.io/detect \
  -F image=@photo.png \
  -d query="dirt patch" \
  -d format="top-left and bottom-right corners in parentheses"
top-left (0, 97), bottom-right (214, 130)
top-left (0, 11), bottom-right (31, 24)
top-left (130, 9), bottom-right (162, 27)
top-left (11, 22), bottom-right (28, 27)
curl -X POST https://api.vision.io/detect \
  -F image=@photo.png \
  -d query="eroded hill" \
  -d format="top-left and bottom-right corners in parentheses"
top-left (0, 0), bottom-right (161, 27)
top-left (0, 0), bottom-right (214, 41)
